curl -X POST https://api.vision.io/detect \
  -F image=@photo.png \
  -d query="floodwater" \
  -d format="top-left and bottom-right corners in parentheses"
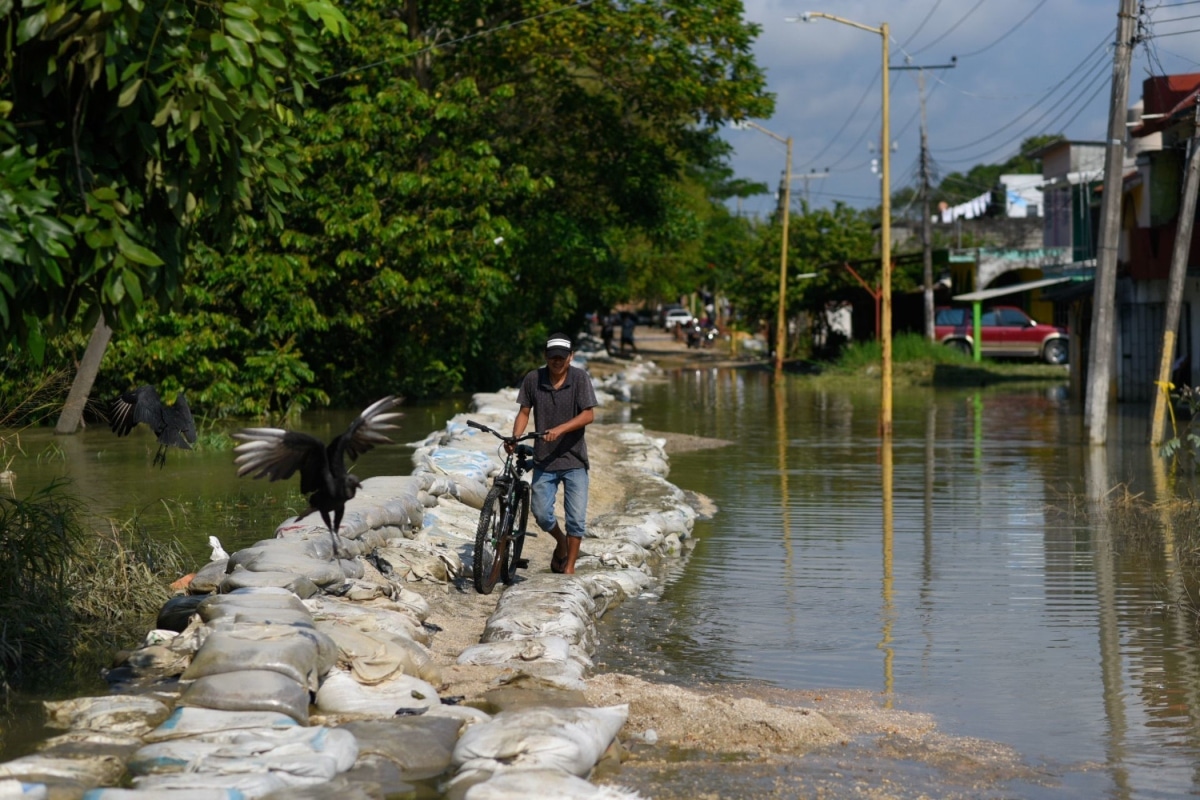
top-left (3, 368), bottom-right (1200, 799)
top-left (596, 365), bottom-right (1200, 800)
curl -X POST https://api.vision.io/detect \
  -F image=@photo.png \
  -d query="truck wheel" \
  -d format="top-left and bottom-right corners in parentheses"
top-left (1042, 339), bottom-right (1068, 365)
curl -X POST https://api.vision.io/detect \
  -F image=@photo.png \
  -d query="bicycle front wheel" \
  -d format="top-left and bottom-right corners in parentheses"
top-left (473, 487), bottom-right (508, 594)
top-left (502, 487), bottom-right (530, 585)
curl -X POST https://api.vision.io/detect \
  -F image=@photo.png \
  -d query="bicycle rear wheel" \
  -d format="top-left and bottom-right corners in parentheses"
top-left (502, 487), bottom-right (530, 584)
top-left (473, 487), bottom-right (508, 594)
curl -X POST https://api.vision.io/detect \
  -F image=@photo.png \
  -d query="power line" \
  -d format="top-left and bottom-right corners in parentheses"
top-left (936, 33), bottom-right (1112, 154)
top-left (955, 1), bottom-right (1048, 59)
top-left (910, 0), bottom-right (986, 56)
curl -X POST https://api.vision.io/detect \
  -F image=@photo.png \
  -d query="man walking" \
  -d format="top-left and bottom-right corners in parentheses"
top-left (511, 333), bottom-right (597, 574)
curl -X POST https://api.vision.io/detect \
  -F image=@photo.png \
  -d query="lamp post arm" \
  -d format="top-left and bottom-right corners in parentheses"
top-left (795, 11), bottom-right (882, 36)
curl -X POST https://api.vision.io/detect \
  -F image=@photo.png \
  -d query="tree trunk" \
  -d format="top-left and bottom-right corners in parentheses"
top-left (54, 314), bottom-right (112, 435)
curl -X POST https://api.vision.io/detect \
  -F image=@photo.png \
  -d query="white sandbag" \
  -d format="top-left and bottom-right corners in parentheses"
top-left (133, 771), bottom-right (289, 796)
top-left (85, 789), bottom-right (241, 800)
top-left (456, 769), bottom-right (645, 800)
top-left (226, 545), bottom-right (347, 588)
top-left (375, 541), bottom-right (462, 583)
top-left (180, 670), bottom-right (311, 724)
top-left (0, 753), bottom-right (125, 786)
top-left (452, 478), bottom-right (490, 511)
top-left (131, 726), bottom-right (357, 783)
top-left (43, 695), bottom-right (171, 736)
top-left (0, 782), bottom-right (45, 799)
top-left (420, 447), bottom-right (494, 484)
top-left (219, 569), bottom-right (321, 598)
top-left (315, 620), bottom-right (440, 685)
top-left (452, 705), bottom-right (628, 777)
top-left (181, 624), bottom-right (332, 690)
top-left (313, 669), bottom-right (439, 718)
top-left (304, 596), bottom-right (430, 643)
top-left (145, 707), bottom-right (300, 743)
top-left (198, 588), bottom-right (310, 621)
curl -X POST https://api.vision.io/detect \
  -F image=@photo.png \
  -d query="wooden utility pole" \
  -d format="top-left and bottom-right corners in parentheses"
top-left (892, 59), bottom-right (956, 340)
top-left (1085, 0), bottom-right (1138, 444)
top-left (1149, 104), bottom-right (1200, 444)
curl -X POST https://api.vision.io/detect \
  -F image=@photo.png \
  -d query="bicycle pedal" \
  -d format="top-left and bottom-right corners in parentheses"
top-left (513, 558), bottom-right (530, 569)
top-left (524, 531), bottom-right (537, 537)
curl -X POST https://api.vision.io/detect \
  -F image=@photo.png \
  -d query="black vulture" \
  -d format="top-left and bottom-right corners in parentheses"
top-left (109, 386), bottom-right (198, 468)
top-left (231, 396), bottom-right (402, 541)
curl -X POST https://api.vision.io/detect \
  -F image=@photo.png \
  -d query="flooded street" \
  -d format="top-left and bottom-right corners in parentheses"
top-left (4, 361), bottom-right (1200, 799)
top-left (596, 365), bottom-right (1200, 799)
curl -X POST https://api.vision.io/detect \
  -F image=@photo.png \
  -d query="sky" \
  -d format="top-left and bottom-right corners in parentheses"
top-left (722, 0), bottom-right (1200, 217)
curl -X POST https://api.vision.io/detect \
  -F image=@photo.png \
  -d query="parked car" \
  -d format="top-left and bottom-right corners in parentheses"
top-left (662, 307), bottom-right (694, 330)
top-left (935, 305), bottom-right (1069, 365)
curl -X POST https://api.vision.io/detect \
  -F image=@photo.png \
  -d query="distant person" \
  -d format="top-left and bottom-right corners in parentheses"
top-left (620, 313), bottom-right (638, 355)
top-left (601, 314), bottom-right (615, 355)
top-left (510, 333), bottom-right (598, 574)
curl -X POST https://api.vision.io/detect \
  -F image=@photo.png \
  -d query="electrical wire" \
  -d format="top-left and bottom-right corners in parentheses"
top-left (955, 1), bottom-right (1048, 59)
top-left (910, 0), bottom-right (987, 57)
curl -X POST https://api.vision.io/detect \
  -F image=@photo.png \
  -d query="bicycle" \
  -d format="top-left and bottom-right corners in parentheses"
top-left (466, 420), bottom-right (543, 594)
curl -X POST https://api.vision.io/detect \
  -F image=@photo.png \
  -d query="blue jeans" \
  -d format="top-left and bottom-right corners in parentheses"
top-left (531, 467), bottom-right (589, 538)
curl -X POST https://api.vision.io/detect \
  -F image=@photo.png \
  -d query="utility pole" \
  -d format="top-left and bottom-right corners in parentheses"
top-left (1085, 0), bottom-right (1138, 444)
top-left (892, 58), bottom-right (956, 341)
top-left (1150, 104), bottom-right (1200, 445)
top-left (796, 169), bottom-right (829, 207)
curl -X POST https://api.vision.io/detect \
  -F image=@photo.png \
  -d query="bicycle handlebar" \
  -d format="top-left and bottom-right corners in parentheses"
top-left (467, 419), bottom-right (545, 444)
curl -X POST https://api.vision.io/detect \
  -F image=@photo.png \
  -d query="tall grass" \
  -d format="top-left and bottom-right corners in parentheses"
top-left (0, 480), bottom-right (187, 696)
top-left (834, 333), bottom-right (970, 372)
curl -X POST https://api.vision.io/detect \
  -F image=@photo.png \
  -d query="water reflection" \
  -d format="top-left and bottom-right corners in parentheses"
top-left (599, 366), bottom-right (1200, 799)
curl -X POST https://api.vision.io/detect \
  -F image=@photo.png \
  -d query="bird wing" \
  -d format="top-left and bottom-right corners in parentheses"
top-left (332, 395), bottom-right (403, 466)
top-left (110, 385), bottom-right (163, 437)
top-left (168, 393), bottom-right (198, 447)
top-left (233, 428), bottom-right (329, 494)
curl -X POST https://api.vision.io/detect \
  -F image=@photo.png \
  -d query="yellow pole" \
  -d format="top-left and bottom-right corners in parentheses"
top-left (776, 136), bottom-right (793, 381)
top-left (880, 22), bottom-right (892, 437)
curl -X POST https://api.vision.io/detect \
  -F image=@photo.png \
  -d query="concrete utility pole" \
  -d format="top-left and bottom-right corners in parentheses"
top-left (1085, 0), bottom-right (1138, 444)
top-left (1150, 104), bottom-right (1200, 445)
top-left (893, 58), bottom-right (956, 341)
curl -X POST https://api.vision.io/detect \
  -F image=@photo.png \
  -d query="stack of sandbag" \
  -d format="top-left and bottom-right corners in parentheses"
top-left (0, 696), bottom-right (171, 798)
top-left (444, 704), bottom-right (643, 800)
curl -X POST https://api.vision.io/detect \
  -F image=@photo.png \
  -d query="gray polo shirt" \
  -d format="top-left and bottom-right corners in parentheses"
top-left (516, 364), bottom-right (598, 471)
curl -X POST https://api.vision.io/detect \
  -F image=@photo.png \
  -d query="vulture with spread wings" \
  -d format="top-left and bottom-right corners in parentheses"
top-left (232, 396), bottom-right (402, 538)
top-left (110, 385), bottom-right (198, 468)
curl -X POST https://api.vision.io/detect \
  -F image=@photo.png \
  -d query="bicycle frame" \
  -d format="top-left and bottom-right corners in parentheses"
top-left (467, 420), bottom-right (541, 593)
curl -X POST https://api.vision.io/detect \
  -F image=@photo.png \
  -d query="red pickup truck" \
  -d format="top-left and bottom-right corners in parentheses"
top-left (935, 305), bottom-right (1069, 365)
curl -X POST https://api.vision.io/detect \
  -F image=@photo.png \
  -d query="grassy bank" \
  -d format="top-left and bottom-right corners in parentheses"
top-left (806, 332), bottom-right (1070, 387)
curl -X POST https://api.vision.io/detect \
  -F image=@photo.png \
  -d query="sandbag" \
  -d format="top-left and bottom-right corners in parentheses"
top-left (219, 569), bottom-right (321, 598)
top-left (0, 752), bottom-right (126, 787)
top-left (226, 545), bottom-right (346, 588)
top-left (187, 559), bottom-right (229, 594)
top-left (340, 717), bottom-right (461, 781)
top-left (84, 789), bottom-right (242, 800)
top-left (452, 705), bottom-right (628, 777)
top-left (198, 588), bottom-right (310, 622)
top-left (374, 541), bottom-right (462, 583)
top-left (130, 725), bottom-right (357, 782)
top-left (315, 620), bottom-right (440, 685)
top-left (452, 769), bottom-right (646, 800)
top-left (181, 624), bottom-right (332, 690)
top-left (133, 771), bottom-right (289, 796)
top-left (180, 670), bottom-right (311, 724)
top-left (156, 594), bottom-right (207, 632)
top-left (0, 782), bottom-right (46, 799)
top-left (313, 669), bottom-right (439, 718)
top-left (145, 707), bottom-right (300, 743)
top-left (43, 695), bottom-right (171, 737)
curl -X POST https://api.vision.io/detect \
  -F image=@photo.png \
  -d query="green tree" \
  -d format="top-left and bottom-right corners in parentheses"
top-left (0, 0), bottom-right (349, 360)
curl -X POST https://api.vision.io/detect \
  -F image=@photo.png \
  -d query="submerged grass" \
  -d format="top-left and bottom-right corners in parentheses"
top-left (0, 479), bottom-right (187, 698)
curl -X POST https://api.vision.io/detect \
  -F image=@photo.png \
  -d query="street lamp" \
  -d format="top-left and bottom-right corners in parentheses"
top-left (734, 120), bottom-right (792, 380)
top-left (790, 11), bottom-right (892, 436)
